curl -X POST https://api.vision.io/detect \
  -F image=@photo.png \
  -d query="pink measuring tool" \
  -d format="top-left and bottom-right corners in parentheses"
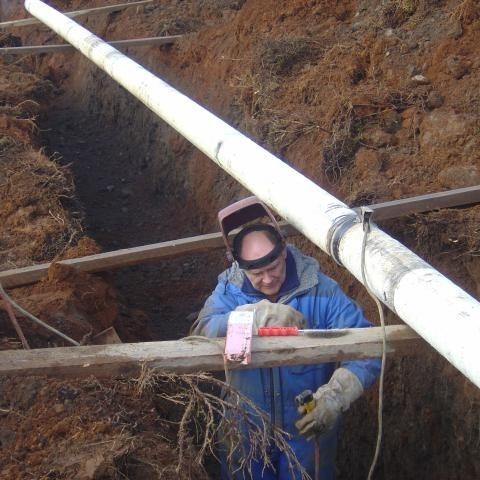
top-left (224, 311), bottom-right (254, 365)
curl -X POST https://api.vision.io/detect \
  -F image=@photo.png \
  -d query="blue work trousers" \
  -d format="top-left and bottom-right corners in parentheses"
top-left (220, 423), bottom-right (339, 480)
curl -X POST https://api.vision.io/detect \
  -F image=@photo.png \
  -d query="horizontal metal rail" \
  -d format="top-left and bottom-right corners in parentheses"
top-left (2, 184), bottom-right (477, 288)
top-left (358, 185), bottom-right (480, 221)
top-left (0, 35), bottom-right (182, 54)
top-left (0, 0), bottom-right (153, 29)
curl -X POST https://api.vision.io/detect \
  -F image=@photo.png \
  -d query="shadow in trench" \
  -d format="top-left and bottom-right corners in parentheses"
top-left (41, 107), bottom-right (224, 342)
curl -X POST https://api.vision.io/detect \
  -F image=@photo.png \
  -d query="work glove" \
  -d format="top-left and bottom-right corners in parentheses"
top-left (235, 299), bottom-right (305, 334)
top-left (295, 367), bottom-right (364, 439)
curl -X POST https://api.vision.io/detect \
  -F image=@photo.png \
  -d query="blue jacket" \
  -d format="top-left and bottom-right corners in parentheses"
top-left (193, 245), bottom-right (380, 479)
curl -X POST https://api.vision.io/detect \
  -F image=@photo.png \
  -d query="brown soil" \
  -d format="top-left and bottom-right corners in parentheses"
top-left (0, 0), bottom-right (479, 479)
top-left (0, 65), bottom-right (79, 271)
top-left (0, 374), bottom-right (208, 480)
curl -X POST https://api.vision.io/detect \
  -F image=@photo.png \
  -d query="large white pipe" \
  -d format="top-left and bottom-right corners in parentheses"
top-left (25, 0), bottom-right (480, 388)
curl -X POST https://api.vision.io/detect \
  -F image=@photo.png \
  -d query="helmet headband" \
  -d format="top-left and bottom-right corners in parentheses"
top-left (233, 224), bottom-right (285, 270)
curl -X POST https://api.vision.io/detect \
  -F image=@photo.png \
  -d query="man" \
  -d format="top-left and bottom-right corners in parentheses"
top-left (192, 198), bottom-right (380, 479)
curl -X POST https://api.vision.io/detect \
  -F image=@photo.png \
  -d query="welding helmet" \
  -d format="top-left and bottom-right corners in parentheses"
top-left (218, 196), bottom-right (285, 269)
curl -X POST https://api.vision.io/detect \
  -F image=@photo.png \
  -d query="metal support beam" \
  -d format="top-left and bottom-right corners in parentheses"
top-left (357, 185), bottom-right (480, 221)
top-left (0, 0), bottom-right (153, 29)
top-left (23, 0), bottom-right (480, 388)
top-left (2, 184), bottom-right (478, 288)
top-left (0, 325), bottom-right (421, 377)
top-left (0, 35), bottom-right (182, 55)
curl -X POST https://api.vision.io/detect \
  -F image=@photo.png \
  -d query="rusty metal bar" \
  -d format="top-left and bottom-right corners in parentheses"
top-left (0, 35), bottom-right (182, 55)
top-left (0, 0), bottom-right (154, 29)
top-left (0, 289), bottom-right (30, 349)
top-left (0, 283), bottom-right (79, 346)
top-left (356, 185), bottom-right (480, 221)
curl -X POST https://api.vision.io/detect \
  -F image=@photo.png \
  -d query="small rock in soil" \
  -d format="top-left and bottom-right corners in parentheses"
top-left (437, 165), bottom-right (480, 189)
top-left (354, 148), bottom-right (382, 173)
top-left (57, 385), bottom-right (80, 402)
top-left (420, 109), bottom-right (474, 148)
top-left (406, 39), bottom-right (418, 51)
top-left (446, 19), bottom-right (463, 40)
top-left (426, 91), bottom-right (444, 109)
top-left (0, 428), bottom-right (16, 448)
top-left (381, 110), bottom-right (402, 133)
top-left (445, 56), bottom-right (471, 79)
top-left (12, 380), bottom-right (40, 410)
top-left (82, 454), bottom-right (107, 478)
top-left (407, 64), bottom-right (422, 76)
top-left (409, 74), bottom-right (430, 86)
top-left (361, 128), bottom-right (397, 148)
top-left (53, 403), bottom-right (65, 414)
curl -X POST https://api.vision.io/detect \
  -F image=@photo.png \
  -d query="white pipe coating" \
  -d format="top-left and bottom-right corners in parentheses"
top-left (25, 0), bottom-right (480, 388)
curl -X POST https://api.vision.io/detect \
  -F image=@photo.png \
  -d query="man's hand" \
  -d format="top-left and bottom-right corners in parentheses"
top-left (235, 299), bottom-right (305, 333)
top-left (295, 368), bottom-right (364, 439)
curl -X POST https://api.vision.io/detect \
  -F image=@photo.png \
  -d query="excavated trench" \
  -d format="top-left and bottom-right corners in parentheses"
top-left (41, 99), bottom-right (224, 343)
top-left (1, 0), bottom-right (480, 479)
top-left (40, 50), bottom-right (480, 480)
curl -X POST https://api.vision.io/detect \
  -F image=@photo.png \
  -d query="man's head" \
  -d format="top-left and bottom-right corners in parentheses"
top-left (233, 225), bottom-right (287, 298)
